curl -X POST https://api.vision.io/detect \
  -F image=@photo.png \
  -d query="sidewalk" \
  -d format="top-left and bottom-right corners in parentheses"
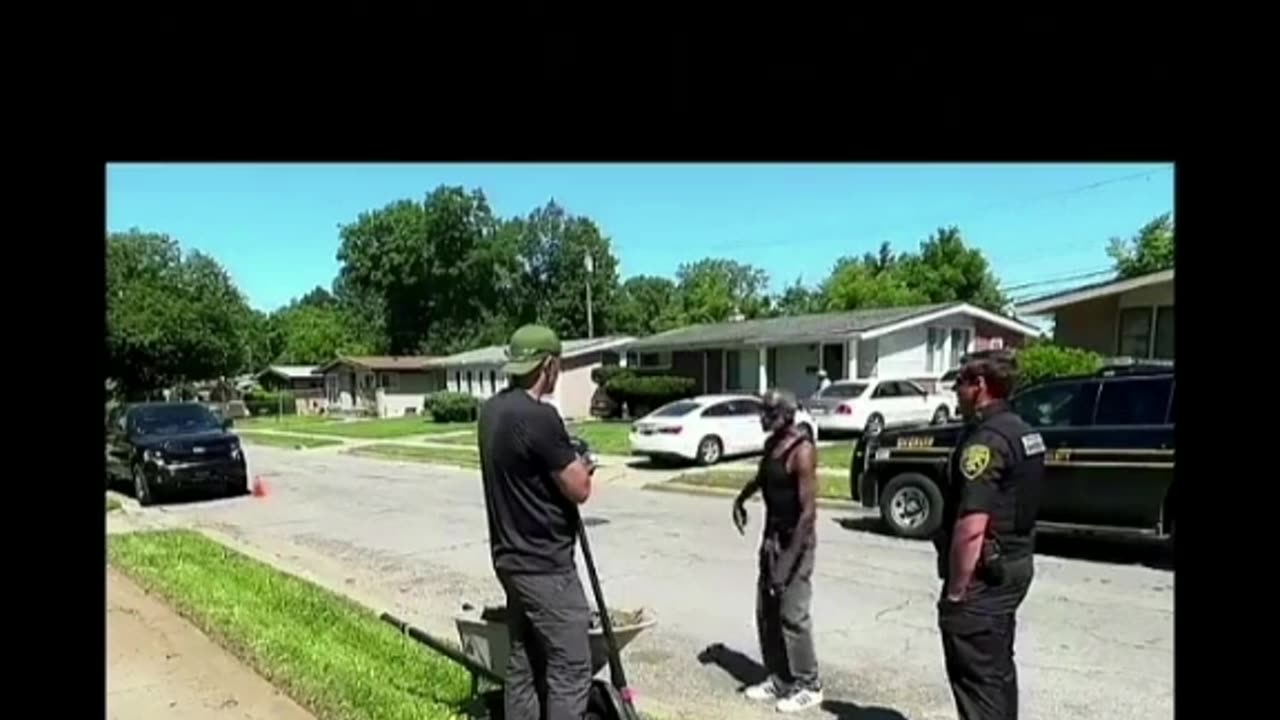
top-left (107, 567), bottom-right (316, 720)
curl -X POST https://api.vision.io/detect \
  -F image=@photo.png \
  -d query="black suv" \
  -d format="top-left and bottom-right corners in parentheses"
top-left (106, 402), bottom-right (249, 505)
top-left (849, 366), bottom-right (1175, 540)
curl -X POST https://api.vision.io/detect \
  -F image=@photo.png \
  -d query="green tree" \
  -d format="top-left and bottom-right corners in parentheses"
top-left (107, 229), bottom-right (256, 398)
top-left (773, 276), bottom-right (825, 316)
top-left (894, 226), bottom-right (1007, 311)
top-left (675, 258), bottom-right (771, 324)
top-left (506, 200), bottom-right (621, 339)
top-left (821, 259), bottom-right (929, 311)
top-left (612, 275), bottom-right (684, 335)
top-left (1108, 213), bottom-right (1174, 278)
top-left (335, 186), bottom-right (513, 354)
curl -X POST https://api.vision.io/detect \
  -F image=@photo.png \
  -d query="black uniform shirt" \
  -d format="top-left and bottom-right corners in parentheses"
top-left (478, 388), bottom-right (581, 574)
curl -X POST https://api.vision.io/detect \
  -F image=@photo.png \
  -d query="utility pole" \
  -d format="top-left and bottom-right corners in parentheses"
top-left (584, 252), bottom-right (595, 338)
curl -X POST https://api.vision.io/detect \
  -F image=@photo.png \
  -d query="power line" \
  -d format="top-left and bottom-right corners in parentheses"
top-left (1000, 267), bottom-right (1114, 293)
top-left (705, 166), bottom-right (1172, 255)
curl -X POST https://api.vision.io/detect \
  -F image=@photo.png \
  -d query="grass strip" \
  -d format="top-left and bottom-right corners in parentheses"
top-left (347, 444), bottom-right (481, 469)
top-left (238, 432), bottom-right (345, 449)
top-left (566, 422), bottom-right (632, 456)
top-left (108, 530), bottom-right (471, 720)
top-left (301, 418), bottom-right (475, 439)
top-left (665, 470), bottom-right (852, 500)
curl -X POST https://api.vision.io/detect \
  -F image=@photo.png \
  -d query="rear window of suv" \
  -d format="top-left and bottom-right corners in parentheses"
top-left (1012, 380), bottom-right (1100, 428)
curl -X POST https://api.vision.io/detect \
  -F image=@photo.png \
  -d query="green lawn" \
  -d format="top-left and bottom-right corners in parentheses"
top-left (346, 444), bottom-right (482, 469)
top-left (237, 432), bottom-right (344, 449)
top-left (667, 470), bottom-right (852, 500)
top-left (234, 415), bottom-right (342, 432)
top-left (428, 430), bottom-right (477, 446)
top-left (817, 441), bottom-right (856, 470)
top-left (106, 495), bottom-right (122, 512)
top-left (304, 417), bottom-right (474, 439)
top-left (567, 421), bottom-right (632, 456)
top-left (108, 530), bottom-right (470, 720)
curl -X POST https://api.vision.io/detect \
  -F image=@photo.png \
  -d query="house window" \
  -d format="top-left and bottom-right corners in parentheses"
top-left (626, 351), bottom-right (672, 369)
top-left (454, 371), bottom-right (462, 391)
top-left (378, 372), bottom-right (398, 391)
top-left (466, 371), bottom-right (473, 394)
top-left (949, 328), bottom-right (971, 369)
top-left (1153, 305), bottom-right (1174, 360)
top-left (926, 328), bottom-right (947, 372)
top-left (1117, 307), bottom-right (1154, 358)
top-left (489, 370), bottom-right (497, 393)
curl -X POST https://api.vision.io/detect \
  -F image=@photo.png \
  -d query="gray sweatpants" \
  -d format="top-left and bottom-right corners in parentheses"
top-left (756, 540), bottom-right (820, 692)
top-left (498, 569), bottom-right (593, 720)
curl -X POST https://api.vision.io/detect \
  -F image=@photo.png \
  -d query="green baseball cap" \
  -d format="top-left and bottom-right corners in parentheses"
top-left (502, 324), bottom-right (563, 376)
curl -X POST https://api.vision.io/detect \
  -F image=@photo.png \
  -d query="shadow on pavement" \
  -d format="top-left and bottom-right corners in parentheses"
top-left (821, 700), bottom-right (911, 720)
top-left (108, 479), bottom-right (248, 508)
top-left (833, 516), bottom-right (1173, 571)
top-left (696, 644), bottom-right (912, 719)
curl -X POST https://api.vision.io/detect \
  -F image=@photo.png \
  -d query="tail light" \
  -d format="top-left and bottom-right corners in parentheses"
top-left (836, 404), bottom-right (853, 415)
top-left (657, 426), bottom-right (683, 435)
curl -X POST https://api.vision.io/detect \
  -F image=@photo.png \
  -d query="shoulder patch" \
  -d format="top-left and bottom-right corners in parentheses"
top-left (1020, 433), bottom-right (1046, 456)
top-left (960, 444), bottom-right (992, 480)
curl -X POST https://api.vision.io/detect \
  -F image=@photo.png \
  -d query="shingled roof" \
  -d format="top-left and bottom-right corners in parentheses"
top-left (626, 302), bottom-right (1040, 351)
top-left (434, 336), bottom-right (634, 368)
top-left (317, 355), bottom-right (439, 373)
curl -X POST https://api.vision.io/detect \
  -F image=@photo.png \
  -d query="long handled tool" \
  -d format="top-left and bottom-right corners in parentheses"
top-left (577, 513), bottom-right (642, 720)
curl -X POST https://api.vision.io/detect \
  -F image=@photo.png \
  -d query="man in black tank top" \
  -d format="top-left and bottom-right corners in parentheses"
top-left (934, 350), bottom-right (1045, 720)
top-left (731, 389), bottom-right (822, 714)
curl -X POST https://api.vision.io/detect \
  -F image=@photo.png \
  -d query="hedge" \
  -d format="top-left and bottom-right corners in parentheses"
top-left (605, 374), bottom-right (697, 416)
top-left (244, 391), bottom-right (296, 417)
top-left (1014, 342), bottom-right (1104, 389)
top-left (424, 391), bottom-right (480, 423)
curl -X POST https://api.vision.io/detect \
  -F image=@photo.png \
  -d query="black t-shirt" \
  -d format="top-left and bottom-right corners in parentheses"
top-left (478, 388), bottom-right (581, 574)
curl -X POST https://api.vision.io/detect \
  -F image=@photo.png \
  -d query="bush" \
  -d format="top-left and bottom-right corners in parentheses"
top-left (591, 365), bottom-right (634, 386)
top-left (244, 391), bottom-right (296, 417)
top-left (427, 391), bottom-right (479, 423)
top-left (606, 374), bottom-right (697, 416)
top-left (1014, 343), bottom-right (1104, 389)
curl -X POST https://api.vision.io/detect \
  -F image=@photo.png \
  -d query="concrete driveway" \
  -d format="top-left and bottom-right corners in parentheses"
top-left (133, 446), bottom-right (1173, 720)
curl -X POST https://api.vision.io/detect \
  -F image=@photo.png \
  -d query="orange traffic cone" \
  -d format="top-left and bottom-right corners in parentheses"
top-left (251, 476), bottom-right (269, 498)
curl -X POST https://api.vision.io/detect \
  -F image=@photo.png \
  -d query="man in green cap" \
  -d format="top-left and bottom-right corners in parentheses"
top-left (478, 324), bottom-right (596, 720)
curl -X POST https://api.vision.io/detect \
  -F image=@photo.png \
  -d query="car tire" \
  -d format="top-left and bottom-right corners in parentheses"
top-left (133, 465), bottom-right (155, 507)
top-left (931, 406), bottom-right (950, 425)
top-left (878, 472), bottom-right (944, 539)
top-left (864, 413), bottom-right (885, 437)
top-left (695, 435), bottom-right (724, 466)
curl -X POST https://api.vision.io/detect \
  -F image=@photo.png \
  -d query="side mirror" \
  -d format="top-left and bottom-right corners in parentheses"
top-left (222, 418), bottom-right (234, 431)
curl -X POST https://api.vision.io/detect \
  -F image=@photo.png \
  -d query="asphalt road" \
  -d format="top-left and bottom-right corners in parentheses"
top-left (146, 446), bottom-right (1174, 720)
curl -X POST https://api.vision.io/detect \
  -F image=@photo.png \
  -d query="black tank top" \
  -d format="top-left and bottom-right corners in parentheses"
top-left (760, 435), bottom-right (811, 541)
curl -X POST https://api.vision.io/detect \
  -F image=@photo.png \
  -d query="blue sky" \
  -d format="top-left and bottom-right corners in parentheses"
top-left (106, 163), bottom-right (1174, 312)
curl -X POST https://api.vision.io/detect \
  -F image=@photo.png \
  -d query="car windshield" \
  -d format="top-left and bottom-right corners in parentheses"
top-left (819, 383), bottom-right (867, 399)
top-left (649, 401), bottom-right (702, 418)
top-left (131, 405), bottom-right (222, 436)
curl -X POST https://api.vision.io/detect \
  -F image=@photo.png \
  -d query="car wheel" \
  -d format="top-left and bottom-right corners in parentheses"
top-left (133, 465), bottom-right (155, 507)
top-left (878, 472), bottom-right (943, 539)
top-left (695, 436), bottom-right (724, 466)
top-left (864, 413), bottom-right (885, 437)
top-left (931, 406), bottom-right (950, 425)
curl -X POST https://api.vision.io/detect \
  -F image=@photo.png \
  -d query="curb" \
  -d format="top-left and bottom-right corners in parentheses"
top-left (642, 481), bottom-right (861, 510)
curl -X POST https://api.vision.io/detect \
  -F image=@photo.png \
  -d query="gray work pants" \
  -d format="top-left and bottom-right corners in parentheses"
top-left (756, 540), bottom-right (820, 692)
top-left (498, 569), bottom-right (593, 720)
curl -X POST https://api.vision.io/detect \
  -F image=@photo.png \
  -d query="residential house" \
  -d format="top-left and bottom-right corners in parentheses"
top-left (621, 303), bottom-right (1042, 399)
top-left (317, 356), bottom-right (443, 418)
top-left (256, 365), bottom-right (326, 414)
top-left (1014, 269), bottom-right (1173, 362)
top-left (434, 336), bottom-right (635, 420)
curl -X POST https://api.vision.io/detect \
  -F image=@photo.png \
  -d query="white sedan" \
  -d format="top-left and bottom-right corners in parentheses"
top-left (629, 394), bottom-right (819, 466)
top-left (804, 377), bottom-right (954, 436)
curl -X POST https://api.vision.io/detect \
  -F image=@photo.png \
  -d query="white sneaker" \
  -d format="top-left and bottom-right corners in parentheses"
top-left (776, 687), bottom-right (823, 713)
top-left (744, 678), bottom-right (783, 701)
